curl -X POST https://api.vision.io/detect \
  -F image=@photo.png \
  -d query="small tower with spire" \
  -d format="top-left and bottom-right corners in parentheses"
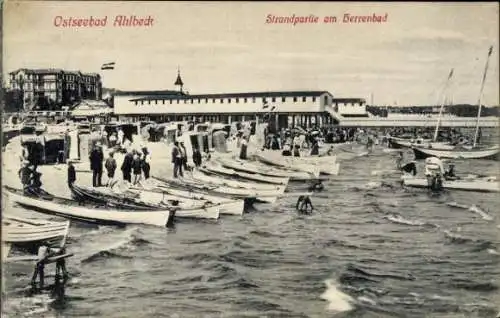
top-left (174, 66), bottom-right (184, 94)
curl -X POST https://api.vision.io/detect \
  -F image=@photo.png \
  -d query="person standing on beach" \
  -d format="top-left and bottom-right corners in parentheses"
top-left (192, 147), bottom-right (202, 168)
top-left (105, 152), bottom-right (117, 186)
top-left (89, 143), bottom-right (104, 187)
top-left (172, 141), bottom-right (183, 178)
top-left (239, 136), bottom-right (248, 160)
top-left (132, 151), bottom-right (142, 185)
top-left (18, 161), bottom-right (33, 194)
top-left (121, 149), bottom-right (133, 183)
top-left (117, 128), bottom-right (124, 147)
top-left (179, 141), bottom-right (189, 172)
top-left (141, 146), bottom-right (151, 180)
top-left (67, 160), bottom-right (76, 188)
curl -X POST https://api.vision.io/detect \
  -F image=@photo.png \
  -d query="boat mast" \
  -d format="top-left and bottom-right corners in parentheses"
top-left (433, 68), bottom-right (454, 142)
top-left (473, 46), bottom-right (493, 147)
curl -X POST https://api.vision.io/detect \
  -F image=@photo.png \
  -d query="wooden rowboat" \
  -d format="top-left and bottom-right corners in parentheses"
top-left (216, 157), bottom-right (317, 181)
top-left (152, 176), bottom-right (278, 203)
top-left (4, 186), bottom-right (173, 226)
top-left (401, 175), bottom-right (499, 192)
top-left (69, 184), bottom-right (220, 219)
top-left (200, 163), bottom-right (289, 185)
top-left (2, 215), bottom-right (70, 261)
top-left (412, 145), bottom-right (500, 160)
top-left (131, 185), bottom-right (245, 216)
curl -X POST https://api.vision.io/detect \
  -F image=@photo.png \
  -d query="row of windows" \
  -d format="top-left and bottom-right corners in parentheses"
top-left (11, 74), bottom-right (99, 83)
top-left (133, 96), bottom-right (326, 106)
top-left (132, 96), bottom-right (363, 107)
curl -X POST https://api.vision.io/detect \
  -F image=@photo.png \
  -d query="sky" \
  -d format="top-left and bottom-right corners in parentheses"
top-left (3, 1), bottom-right (499, 106)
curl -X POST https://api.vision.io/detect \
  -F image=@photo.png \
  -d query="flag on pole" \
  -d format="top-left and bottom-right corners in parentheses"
top-left (448, 68), bottom-right (454, 79)
top-left (101, 62), bottom-right (116, 70)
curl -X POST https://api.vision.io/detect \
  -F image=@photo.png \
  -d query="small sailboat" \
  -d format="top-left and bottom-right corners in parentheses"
top-left (413, 46), bottom-right (499, 160)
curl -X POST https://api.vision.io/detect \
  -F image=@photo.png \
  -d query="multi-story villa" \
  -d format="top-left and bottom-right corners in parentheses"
top-left (8, 68), bottom-right (102, 110)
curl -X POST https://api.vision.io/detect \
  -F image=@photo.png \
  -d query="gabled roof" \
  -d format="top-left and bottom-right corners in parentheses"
top-left (129, 90), bottom-right (332, 101)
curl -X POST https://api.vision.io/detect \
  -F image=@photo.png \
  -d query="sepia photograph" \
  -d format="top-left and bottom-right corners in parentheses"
top-left (1, 1), bottom-right (499, 317)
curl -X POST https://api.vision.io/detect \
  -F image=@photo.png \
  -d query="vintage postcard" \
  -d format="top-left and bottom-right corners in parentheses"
top-left (1, 1), bottom-right (499, 317)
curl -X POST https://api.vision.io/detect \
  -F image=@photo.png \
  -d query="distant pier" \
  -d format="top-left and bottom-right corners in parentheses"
top-left (338, 116), bottom-right (499, 128)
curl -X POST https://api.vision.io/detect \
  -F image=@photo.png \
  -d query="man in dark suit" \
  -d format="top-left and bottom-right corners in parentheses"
top-left (89, 143), bottom-right (104, 187)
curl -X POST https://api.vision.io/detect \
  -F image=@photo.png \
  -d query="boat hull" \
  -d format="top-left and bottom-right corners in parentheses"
top-left (402, 176), bottom-right (499, 192)
top-left (201, 164), bottom-right (289, 185)
top-left (412, 145), bottom-right (500, 160)
top-left (135, 184), bottom-right (245, 216)
top-left (217, 158), bottom-right (316, 181)
top-left (5, 187), bottom-right (172, 227)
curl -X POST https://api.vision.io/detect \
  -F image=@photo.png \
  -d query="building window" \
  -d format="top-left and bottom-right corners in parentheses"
top-left (228, 98), bottom-right (231, 104)
top-left (134, 101), bottom-right (138, 106)
top-left (162, 100), bottom-right (165, 105)
top-left (312, 97), bottom-right (316, 102)
top-left (263, 98), bottom-right (267, 104)
top-left (324, 96), bottom-right (328, 104)
top-left (271, 97), bottom-right (276, 102)
top-left (220, 99), bottom-right (224, 103)
top-left (148, 100), bottom-right (151, 105)
top-left (170, 100), bottom-right (172, 104)
top-left (177, 99), bottom-right (179, 104)
top-left (302, 96), bottom-right (306, 102)
top-left (197, 98), bottom-right (200, 103)
top-left (282, 97), bottom-right (286, 102)
top-left (205, 98), bottom-right (208, 103)
top-left (191, 99), bottom-right (193, 104)
top-left (244, 98), bottom-right (247, 103)
top-left (213, 98), bottom-right (216, 103)
top-left (236, 98), bottom-right (239, 103)
top-left (155, 100), bottom-right (158, 105)
top-left (252, 97), bottom-right (256, 103)
top-left (141, 101), bottom-right (144, 105)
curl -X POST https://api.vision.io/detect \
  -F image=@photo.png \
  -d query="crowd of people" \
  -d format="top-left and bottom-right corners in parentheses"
top-left (85, 143), bottom-right (152, 188)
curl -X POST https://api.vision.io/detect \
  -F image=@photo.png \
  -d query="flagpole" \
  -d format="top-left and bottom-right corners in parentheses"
top-left (473, 46), bottom-right (493, 148)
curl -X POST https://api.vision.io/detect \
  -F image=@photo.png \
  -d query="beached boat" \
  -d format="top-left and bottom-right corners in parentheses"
top-left (412, 145), bottom-right (499, 160)
top-left (192, 169), bottom-right (287, 191)
top-left (190, 170), bottom-right (286, 194)
top-left (69, 184), bottom-right (220, 219)
top-left (216, 157), bottom-right (318, 181)
top-left (131, 184), bottom-right (245, 216)
top-left (5, 186), bottom-right (173, 227)
top-left (70, 184), bottom-right (170, 210)
top-left (152, 176), bottom-right (278, 203)
top-left (2, 216), bottom-right (70, 261)
top-left (200, 163), bottom-right (289, 185)
top-left (254, 152), bottom-right (321, 177)
top-left (255, 151), bottom-right (339, 176)
top-left (401, 175), bottom-right (499, 192)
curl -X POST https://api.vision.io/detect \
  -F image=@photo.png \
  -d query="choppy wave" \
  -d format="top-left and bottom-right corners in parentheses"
top-left (320, 279), bottom-right (354, 313)
top-left (345, 264), bottom-right (416, 282)
top-left (446, 202), bottom-right (494, 221)
top-left (468, 205), bottom-right (494, 221)
top-left (79, 227), bottom-right (152, 264)
top-left (80, 250), bottom-right (133, 264)
top-left (384, 214), bottom-right (436, 227)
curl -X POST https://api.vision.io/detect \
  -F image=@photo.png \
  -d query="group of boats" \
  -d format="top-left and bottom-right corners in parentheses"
top-left (3, 148), bottom-right (341, 228)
